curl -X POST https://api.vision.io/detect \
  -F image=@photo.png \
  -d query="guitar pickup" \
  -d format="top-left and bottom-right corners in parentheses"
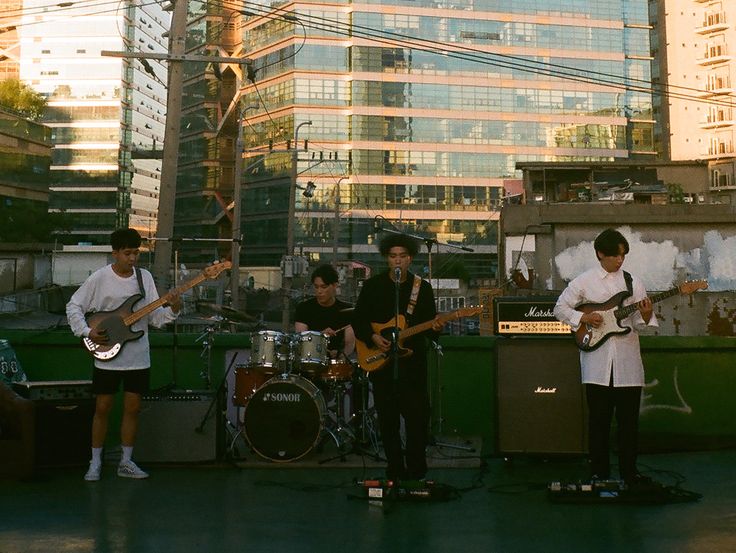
top-left (366, 352), bottom-right (388, 364)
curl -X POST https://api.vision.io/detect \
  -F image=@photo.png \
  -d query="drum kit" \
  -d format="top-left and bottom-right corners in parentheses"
top-left (230, 330), bottom-right (377, 463)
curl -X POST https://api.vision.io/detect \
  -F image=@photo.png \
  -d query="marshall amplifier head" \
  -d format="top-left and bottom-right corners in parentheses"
top-left (493, 296), bottom-right (571, 336)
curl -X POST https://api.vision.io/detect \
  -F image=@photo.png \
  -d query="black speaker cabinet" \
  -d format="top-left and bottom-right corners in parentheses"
top-left (13, 380), bottom-right (94, 467)
top-left (496, 338), bottom-right (588, 455)
top-left (135, 390), bottom-right (220, 463)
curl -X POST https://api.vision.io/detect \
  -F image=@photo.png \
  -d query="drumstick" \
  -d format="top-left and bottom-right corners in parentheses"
top-left (333, 324), bottom-right (351, 334)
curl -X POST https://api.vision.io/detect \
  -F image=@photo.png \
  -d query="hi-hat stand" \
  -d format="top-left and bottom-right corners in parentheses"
top-left (318, 368), bottom-right (384, 464)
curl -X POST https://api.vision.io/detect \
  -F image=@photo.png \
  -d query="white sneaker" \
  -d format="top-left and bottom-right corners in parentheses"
top-left (84, 462), bottom-right (101, 482)
top-left (117, 460), bottom-right (149, 479)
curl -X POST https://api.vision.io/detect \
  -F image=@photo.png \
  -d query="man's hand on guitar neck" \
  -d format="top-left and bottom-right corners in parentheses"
top-left (636, 297), bottom-right (653, 323)
top-left (431, 315), bottom-right (444, 332)
top-left (164, 292), bottom-right (182, 314)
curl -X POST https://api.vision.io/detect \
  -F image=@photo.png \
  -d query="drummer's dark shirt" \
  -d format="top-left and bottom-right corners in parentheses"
top-left (294, 297), bottom-right (352, 351)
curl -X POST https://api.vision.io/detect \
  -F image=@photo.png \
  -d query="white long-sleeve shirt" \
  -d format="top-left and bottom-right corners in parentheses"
top-left (554, 266), bottom-right (658, 387)
top-left (66, 265), bottom-right (177, 370)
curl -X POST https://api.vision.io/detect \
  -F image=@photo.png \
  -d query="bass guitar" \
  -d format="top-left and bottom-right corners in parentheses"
top-left (573, 280), bottom-right (707, 351)
top-left (356, 306), bottom-right (482, 372)
top-left (82, 261), bottom-right (231, 361)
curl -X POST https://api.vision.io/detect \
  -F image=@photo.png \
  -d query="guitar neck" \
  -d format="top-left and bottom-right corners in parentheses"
top-left (398, 310), bottom-right (462, 341)
top-left (614, 287), bottom-right (679, 320)
top-left (122, 272), bottom-right (208, 326)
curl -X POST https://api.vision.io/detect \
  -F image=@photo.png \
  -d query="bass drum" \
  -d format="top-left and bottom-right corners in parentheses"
top-left (243, 375), bottom-right (326, 462)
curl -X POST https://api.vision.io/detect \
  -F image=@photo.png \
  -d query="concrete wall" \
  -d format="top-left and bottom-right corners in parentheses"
top-left (501, 204), bottom-right (736, 336)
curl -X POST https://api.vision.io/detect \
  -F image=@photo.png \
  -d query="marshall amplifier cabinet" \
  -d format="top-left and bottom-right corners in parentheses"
top-left (493, 296), bottom-right (572, 336)
top-left (13, 380), bottom-right (94, 467)
top-left (496, 338), bottom-right (588, 456)
top-left (135, 390), bottom-right (220, 463)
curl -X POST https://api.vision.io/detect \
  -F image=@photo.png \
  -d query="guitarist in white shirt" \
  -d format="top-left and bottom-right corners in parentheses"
top-left (352, 234), bottom-right (444, 481)
top-left (554, 228), bottom-right (656, 486)
top-left (66, 228), bottom-right (181, 482)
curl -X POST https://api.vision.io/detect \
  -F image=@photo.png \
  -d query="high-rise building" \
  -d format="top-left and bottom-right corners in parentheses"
top-left (235, 0), bottom-right (655, 274)
top-left (16, 0), bottom-right (169, 244)
top-left (652, 0), bottom-right (736, 202)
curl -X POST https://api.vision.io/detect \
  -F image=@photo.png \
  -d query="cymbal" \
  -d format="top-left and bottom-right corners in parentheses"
top-left (339, 307), bottom-right (355, 312)
top-left (196, 302), bottom-right (256, 322)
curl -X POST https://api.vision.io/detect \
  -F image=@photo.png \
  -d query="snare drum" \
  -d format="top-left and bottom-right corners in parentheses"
top-left (249, 331), bottom-right (286, 374)
top-left (243, 374), bottom-right (326, 462)
top-left (232, 365), bottom-right (267, 406)
top-left (321, 359), bottom-right (354, 382)
top-left (296, 331), bottom-right (329, 376)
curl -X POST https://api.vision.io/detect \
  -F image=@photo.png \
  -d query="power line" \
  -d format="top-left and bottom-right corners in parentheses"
top-left (232, 2), bottom-right (735, 110)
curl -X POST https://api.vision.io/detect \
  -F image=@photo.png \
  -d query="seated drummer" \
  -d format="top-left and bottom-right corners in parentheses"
top-left (294, 264), bottom-right (355, 359)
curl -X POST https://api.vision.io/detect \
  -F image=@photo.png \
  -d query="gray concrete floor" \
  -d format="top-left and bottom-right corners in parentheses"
top-left (1, 449), bottom-right (735, 553)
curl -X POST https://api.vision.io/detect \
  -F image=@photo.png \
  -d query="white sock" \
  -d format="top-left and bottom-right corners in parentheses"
top-left (91, 447), bottom-right (103, 466)
top-left (121, 446), bottom-right (134, 463)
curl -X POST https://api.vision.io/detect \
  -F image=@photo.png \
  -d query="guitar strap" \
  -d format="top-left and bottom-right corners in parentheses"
top-left (623, 270), bottom-right (633, 297)
top-left (135, 267), bottom-right (146, 299)
top-left (406, 275), bottom-right (422, 316)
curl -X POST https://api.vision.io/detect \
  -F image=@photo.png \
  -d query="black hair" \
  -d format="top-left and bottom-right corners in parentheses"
top-left (110, 228), bottom-right (142, 251)
top-left (378, 233), bottom-right (419, 257)
top-left (311, 264), bottom-right (339, 285)
top-left (594, 228), bottom-right (629, 258)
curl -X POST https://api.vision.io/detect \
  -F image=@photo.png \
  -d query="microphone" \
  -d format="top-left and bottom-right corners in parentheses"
top-left (394, 266), bottom-right (402, 282)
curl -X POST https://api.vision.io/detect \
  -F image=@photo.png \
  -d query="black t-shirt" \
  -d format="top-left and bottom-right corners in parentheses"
top-left (294, 297), bottom-right (353, 351)
top-left (352, 270), bottom-right (438, 371)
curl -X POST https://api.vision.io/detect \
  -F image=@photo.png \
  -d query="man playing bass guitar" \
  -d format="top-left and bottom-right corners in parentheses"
top-left (554, 228), bottom-right (657, 486)
top-left (66, 228), bottom-right (181, 482)
top-left (352, 234), bottom-right (444, 482)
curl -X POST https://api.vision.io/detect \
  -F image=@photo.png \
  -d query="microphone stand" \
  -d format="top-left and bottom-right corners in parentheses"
top-left (375, 225), bottom-right (476, 453)
top-left (392, 266), bottom-right (402, 383)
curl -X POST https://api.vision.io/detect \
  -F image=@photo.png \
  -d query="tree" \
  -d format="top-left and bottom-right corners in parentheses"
top-left (0, 79), bottom-right (47, 120)
top-left (666, 182), bottom-right (686, 204)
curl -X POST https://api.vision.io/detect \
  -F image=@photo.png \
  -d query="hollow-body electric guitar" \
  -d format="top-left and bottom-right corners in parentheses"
top-left (82, 261), bottom-right (231, 361)
top-left (356, 306), bottom-right (482, 372)
top-left (573, 280), bottom-right (707, 351)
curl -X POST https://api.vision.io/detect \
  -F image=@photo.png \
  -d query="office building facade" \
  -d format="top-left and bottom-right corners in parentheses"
top-left (230, 0), bottom-right (656, 275)
top-left (17, 0), bottom-right (168, 244)
top-left (652, 0), bottom-right (736, 203)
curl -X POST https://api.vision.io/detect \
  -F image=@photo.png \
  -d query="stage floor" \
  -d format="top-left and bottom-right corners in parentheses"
top-left (2, 449), bottom-right (735, 553)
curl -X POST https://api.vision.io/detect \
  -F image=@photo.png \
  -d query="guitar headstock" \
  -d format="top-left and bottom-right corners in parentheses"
top-left (203, 260), bottom-right (232, 280)
top-left (679, 280), bottom-right (708, 295)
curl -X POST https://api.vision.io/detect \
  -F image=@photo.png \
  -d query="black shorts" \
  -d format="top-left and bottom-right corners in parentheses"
top-left (92, 368), bottom-right (150, 395)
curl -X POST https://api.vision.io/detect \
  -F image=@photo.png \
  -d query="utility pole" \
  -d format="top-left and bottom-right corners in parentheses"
top-left (281, 120), bottom-right (312, 331)
top-left (102, 2), bottom-right (252, 292)
top-left (333, 177), bottom-right (349, 263)
top-left (150, 0), bottom-right (186, 291)
top-left (230, 112), bottom-right (245, 309)
top-left (229, 104), bottom-right (259, 310)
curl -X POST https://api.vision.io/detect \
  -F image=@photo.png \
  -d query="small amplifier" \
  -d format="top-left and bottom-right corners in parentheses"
top-left (13, 380), bottom-right (94, 467)
top-left (135, 390), bottom-right (220, 463)
top-left (493, 296), bottom-right (571, 336)
top-left (13, 380), bottom-right (93, 401)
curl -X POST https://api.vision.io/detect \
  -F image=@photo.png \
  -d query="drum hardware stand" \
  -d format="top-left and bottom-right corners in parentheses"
top-left (195, 345), bottom-right (240, 464)
top-left (319, 369), bottom-right (384, 464)
top-left (195, 322), bottom-right (219, 388)
top-left (429, 341), bottom-right (475, 453)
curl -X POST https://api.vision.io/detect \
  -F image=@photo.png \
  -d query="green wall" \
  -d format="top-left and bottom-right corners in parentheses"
top-left (3, 330), bottom-right (735, 455)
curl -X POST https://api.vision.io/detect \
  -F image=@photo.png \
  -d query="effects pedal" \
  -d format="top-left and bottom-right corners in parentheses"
top-left (357, 478), bottom-right (456, 503)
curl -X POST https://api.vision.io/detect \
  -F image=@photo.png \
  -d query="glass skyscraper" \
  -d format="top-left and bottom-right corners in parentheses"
top-left (18, 0), bottom-right (168, 244)
top-left (232, 0), bottom-right (655, 274)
